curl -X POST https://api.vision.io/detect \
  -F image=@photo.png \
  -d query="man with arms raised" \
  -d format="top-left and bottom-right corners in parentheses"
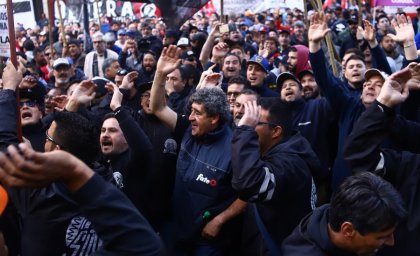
top-left (150, 45), bottom-right (246, 255)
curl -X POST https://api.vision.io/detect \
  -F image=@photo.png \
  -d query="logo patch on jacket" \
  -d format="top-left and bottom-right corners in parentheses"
top-left (196, 174), bottom-right (217, 187)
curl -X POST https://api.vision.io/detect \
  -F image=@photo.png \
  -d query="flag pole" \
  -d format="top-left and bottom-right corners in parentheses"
top-left (48, 0), bottom-right (54, 56)
top-left (56, 0), bottom-right (68, 48)
top-left (6, 0), bottom-right (22, 141)
top-left (315, 0), bottom-right (338, 76)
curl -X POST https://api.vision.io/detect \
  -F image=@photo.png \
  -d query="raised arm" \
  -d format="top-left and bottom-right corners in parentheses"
top-left (361, 20), bottom-right (392, 75)
top-left (0, 144), bottom-right (163, 255)
top-left (150, 45), bottom-right (181, 131)
top-left (308, 12), bottom-right (353, 111)
top-left (389, 14), bottom-right (418, 62)
top-left (344, 68), bottom-right (411, 176)
top-left (199, 23), bottom-right (221, 66)
top-left (0, 62), bottom-right (23, 151)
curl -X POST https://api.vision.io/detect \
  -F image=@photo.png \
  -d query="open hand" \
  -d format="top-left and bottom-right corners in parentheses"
top-left (156, 45), bottom-right (182, 75)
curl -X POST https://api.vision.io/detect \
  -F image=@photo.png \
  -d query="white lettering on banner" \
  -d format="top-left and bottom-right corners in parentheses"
top-left (212, 0), bottom-right (304, 15)
top-left (0, 5), bottom-right (10, 58)
top-left (391, 0), bottom-right (414, 3)
top-left (56, 0), bottom-right (153, 24)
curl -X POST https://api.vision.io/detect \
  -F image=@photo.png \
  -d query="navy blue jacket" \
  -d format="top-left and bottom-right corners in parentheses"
top-left (172, 116), bottom-right (238, 244)
top-left (310, 49), bottom-right (367, 191)
top-left (232, 126), bottom-right (319, 254)
top-left (288, 98), bottom-right (335, 183)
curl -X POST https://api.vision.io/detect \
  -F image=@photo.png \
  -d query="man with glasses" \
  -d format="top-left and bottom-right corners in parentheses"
top-left (84, 32), bottom-right (118, 79)
top-left (232, 98), bottom-right (319, 255)
top-left (0, 62), bottom-right (117, 255)
top-left (226, 76), bottom-right (251, 113)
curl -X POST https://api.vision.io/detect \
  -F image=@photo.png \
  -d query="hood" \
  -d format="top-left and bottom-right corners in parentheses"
top-left (306, 205), bottom-right (357, 256)
top-left (293, 45), bottom-right (311, 77)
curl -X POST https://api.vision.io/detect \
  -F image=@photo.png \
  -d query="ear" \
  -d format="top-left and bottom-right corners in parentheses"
top-left (271, 125), bottom-right (283, 140)
top-left (341, 222), bottom-right (356, 239)
top-left (210, 114), bottom-right (220, 126)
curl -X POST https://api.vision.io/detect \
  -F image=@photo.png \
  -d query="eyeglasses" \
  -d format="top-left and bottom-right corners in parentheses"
top-left (116, 69), bottom-right (128, 76)
top-left (19, 100), bottom-right (38, 108)
top-left (45, 130), bottom-right (60, 146)
top-left (257, 121), bottom-right (279, 127)
top-left (227, 92), bottom-right (241, 98)
top-left (93, 41), bottom-right (103, 44)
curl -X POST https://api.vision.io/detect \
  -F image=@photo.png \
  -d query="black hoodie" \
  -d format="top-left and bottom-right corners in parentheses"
top-left (282, 204), bottom-right (357, 256)
top-left (232, 126), bottom-right (320, 255)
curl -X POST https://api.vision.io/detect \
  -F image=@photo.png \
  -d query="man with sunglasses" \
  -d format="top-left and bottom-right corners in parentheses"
top-left (232, 98), bottom-right (319, 255)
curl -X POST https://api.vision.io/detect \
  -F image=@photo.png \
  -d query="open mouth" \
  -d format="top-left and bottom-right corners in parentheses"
top-left (285, 91), bottom-right (294, 97)
top-left (101, 140), bottom-right (113, 147)
top-left (21, 112), bottom-right (33, 119)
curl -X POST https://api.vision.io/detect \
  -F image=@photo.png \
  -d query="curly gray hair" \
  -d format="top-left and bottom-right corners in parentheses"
top-left (189, 87), bottom-right (231, 125)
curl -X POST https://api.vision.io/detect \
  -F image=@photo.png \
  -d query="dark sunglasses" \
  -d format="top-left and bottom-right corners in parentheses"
top-left (19, 100), bottom-right (38, 108)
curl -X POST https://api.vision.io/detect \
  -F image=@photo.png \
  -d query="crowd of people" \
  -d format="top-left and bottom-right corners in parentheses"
top-left (0, 2), bottom-right (420, 255)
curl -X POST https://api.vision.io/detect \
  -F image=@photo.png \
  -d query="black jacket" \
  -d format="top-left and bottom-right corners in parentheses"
top-left (344, 101), bottom-right (420, 256)
top-left (282, 204), bottom-right (357, 256)
top-left (100, 107), bottom-right (153, 212)
top-left (232, 126), bottom-right (320, 254)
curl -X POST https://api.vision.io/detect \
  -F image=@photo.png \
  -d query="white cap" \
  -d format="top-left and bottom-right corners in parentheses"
top-left (53, 58), bottom-right (71, 69)
top-left (364, 68), bottom-right (389, 81)
top-left (177, 37), bottom-right (189, 46)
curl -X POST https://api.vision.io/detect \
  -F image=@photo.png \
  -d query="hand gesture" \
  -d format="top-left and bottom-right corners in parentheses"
top-left (212, 42), bottom-right (229, 60)
top-left (308, 12), bottom-right (331, 43)
top-left (361, 20), bottom-right (376, 42)
top-left (70, 80), bottom-right (96, 106)
top-left (210, 22), bottom-right (222, 38)
top-left (51, 95), bottom-right (69, 111)
top-left (238, 100), bottom-right (261, 127)
top-left (120, 71), bottom-right (138, 90)
top-left (377, 67), bottom-right (412, 108)
top-left (197, 64), bottom-right (216, 90)
top-left (106, 82), bottom-right (123, 111)
top-left (156, 45), bottom-right (182, 75)
top-left (2, 62), bottom-right (23, 91)
top-left (258, 42), bottom-right (270, 58)
top-left (0, 143), bottom-right (92, 192)
top-left (123, 39), bottom-right (137, 53)
top-left (202, 73), bottom-right (222, 89)
top-left (19, 75), bottom-right (38, 89)
top-left (389, 14), bottom-right (415, 44)
top-left (406, 62), bottom-right (420, 90)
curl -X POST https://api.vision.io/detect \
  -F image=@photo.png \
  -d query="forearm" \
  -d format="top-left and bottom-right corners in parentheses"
top-left (309, 39), bottom-right (321, 53)
top-left (115, 107), bottom-right (152, 154)
top-left (231, 126), bottom-right (276, 201)
top-left (150, 71), bottom-right (167, 113)
top-left (344, 101), bottom-right (394, 174)
top-left (213, 199), bottom-right (247, 225)
top-left (199, 34), bottom-right (216, 66)
top-left (403, 40), bottom-right (418, 61)
top-left (64, 98), bottom-right (80, 112)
